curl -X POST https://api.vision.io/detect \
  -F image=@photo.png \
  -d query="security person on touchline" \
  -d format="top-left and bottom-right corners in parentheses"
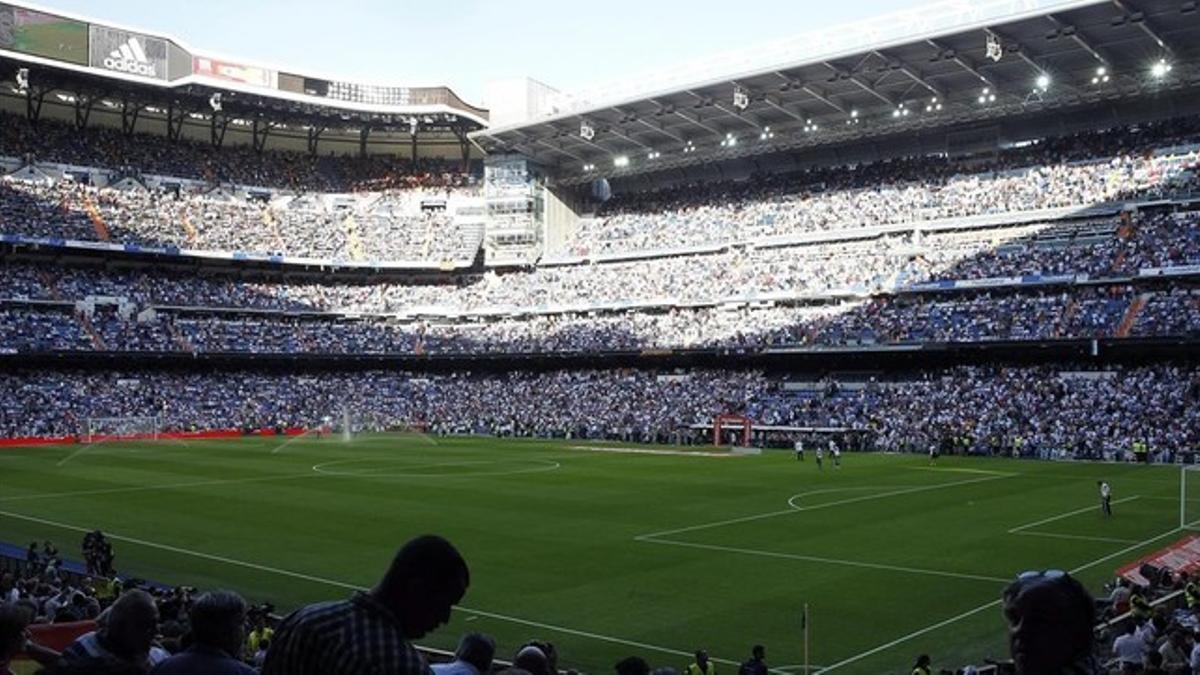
top-left (687, 650), bottom-right (716, 675)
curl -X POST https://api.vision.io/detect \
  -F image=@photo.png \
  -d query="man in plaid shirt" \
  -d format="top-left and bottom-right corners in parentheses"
top-left (263, 535), bottom-right (469, 675)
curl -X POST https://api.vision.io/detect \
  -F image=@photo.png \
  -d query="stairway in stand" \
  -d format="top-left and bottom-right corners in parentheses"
top-left (1116, 294), bottom-right (1151, 338)
top-left (75, 312), bottom-right (107, 350)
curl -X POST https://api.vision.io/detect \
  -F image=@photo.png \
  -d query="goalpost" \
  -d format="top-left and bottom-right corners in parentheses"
top-left (84, 416), bottom-right (162, 443)
top-left (713, 414), bottom-right (752, 447)
top-left (1181, 465), bottom-right (1200, 530)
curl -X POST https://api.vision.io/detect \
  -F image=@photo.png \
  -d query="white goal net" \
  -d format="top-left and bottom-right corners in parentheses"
top-left (1180, 465), bottom-right (1200, 530)
top-left (84, 416), bottom-right (161, 443)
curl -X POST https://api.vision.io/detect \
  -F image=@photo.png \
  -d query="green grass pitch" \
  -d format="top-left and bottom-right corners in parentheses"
top-left (0, 435), bottom-right (1188, 674)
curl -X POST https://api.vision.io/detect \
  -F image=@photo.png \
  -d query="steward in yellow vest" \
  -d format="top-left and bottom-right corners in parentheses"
top-left (687, 651), bottom-right (716, 675)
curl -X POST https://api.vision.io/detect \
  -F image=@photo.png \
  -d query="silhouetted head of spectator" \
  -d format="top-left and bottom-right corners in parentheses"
top-left (373, 534), bottom-right (469, 639)
top-left (750, 645), bottom-right (765, 662)
top-left (1003, 571), bottom-right (1097, 674)
top-left (522, 640), bottom-right (557, 673)
top-left (1, 603), bottom-right (32, 668)
top-left (694, 651), bottom-right (709, 669)
top-left (102, 589), bottom-right (160, 661)
top-left (454, 632), bottom-right (496, 674)
top-left (615, 656), bottom-right (651, 675)
top-left (188, 590), bottom-right (247, 657)
top-left (514, 645), bottom-right (551, 675)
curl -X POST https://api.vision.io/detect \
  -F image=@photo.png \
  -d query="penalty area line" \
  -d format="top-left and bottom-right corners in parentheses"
top-left (1007, 496), bottom-right (1140, 534)
top-left (639, 537), bottom-right (1011, 584)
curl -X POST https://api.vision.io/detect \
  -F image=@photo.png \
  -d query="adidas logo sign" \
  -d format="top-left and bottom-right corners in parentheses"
top-left (102, 37), bottom-right (156, 77)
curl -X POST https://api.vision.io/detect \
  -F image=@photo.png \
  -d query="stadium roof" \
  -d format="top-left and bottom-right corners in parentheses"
top-left (0, 0), bottom-right (489, 134)
top-left (471, 0), bottom-right (1200, 182)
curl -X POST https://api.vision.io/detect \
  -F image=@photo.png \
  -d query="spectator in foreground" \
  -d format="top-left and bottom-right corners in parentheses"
top-left (512, 645), bottom-right (552, 675)
top-left (686, 650), bottom-right (714, 675)
top-left (61, 589), bottom-right (169, 670)
top-left (738, 645), bottom-right (767, 675)
top-left (2, 603), bottom-right (53, 675)
top-left (1158, 630), bottom-right (1188, 672)
top-left (615, 656), bottom-right (651, 675)
top-left (432, 633), bottom-right (495, 675)
top-left (263, 534), bottom-right (469, 675)
top-left (1002, 571), bottom-right (1100, 674)
top-left (909, 654), bottom-right (931, 675)
top-left (1112, 623), bottom-right (1146, 672)
top-left (151, 590), bottom-right (255, 675)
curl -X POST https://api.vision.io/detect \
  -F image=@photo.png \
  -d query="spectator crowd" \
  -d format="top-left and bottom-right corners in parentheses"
top-left (0, 365), bottom-right (1195, 457)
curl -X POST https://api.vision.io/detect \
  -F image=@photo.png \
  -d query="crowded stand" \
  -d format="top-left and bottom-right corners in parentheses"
top-left (572, 118), bottom-right (1200, 256)
top-left (0, 283), bottom-right (1195, 355)
top-left (0, 179), bottom-right (476, 263)
top-left (0, 365), bottom-right (1195, 457)
top-left (0, 111), bottom-right (474, 193)
top-left (0, 119), bottom-right (1196, 265)
top-left (2, 211), bottom-right (1198, 314)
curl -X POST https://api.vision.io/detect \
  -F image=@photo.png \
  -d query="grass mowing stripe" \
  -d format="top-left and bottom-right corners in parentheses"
top-left (0, 507), bottom-right (780, 674)
top-left (0, 471), bottom-right (321, 503)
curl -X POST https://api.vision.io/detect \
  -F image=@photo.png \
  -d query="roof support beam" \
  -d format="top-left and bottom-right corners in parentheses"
top-left (605, 126), bottom-right (653, 150)
top-left (571, 133), bottom-right (621, 157)
top-left (1111, 0), bottom-right (1174, 57)
top-left (872, 50), bottom-right (945, 100)
top-left (925, 38), bottom-right (995, 89)
top-left (684, 89), bottom-right (761, 131)
top-left (711, 102), bottom-right (762, 130)
top-left (986, 28), bottom-right (1049, 75)
top-left (673, 109), bottom-right (724, 136)
top-left (823, 62), bottom-right (894, 106)
top-left (635, 118), bottom-right (687, 144)
top-left (535, 139), bottom-right (586, 162)
top-left (762, 96), bottom-right (807, 123)
top-left (800, 85), bottom-right (846, 115)
top-left (1045, 14), bottom-right (1110, 65)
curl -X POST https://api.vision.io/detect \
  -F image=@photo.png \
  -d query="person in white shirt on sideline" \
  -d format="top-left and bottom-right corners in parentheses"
top-left (1099, 481), bottom-right (1113, 517)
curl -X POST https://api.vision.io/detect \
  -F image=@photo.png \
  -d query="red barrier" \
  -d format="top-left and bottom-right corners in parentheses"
top-left (0, 427), bottom-right (310, 448)
top-left (0, 436), bottom-right (77, 448)
top-left (10, 620), bottom-right (97, 674)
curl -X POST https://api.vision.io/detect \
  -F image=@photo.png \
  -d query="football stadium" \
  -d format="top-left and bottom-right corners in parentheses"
top-left (1, 0), bottom-right (1199, 673)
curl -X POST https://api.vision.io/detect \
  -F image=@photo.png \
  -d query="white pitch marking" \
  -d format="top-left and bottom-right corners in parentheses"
top-left (638, 474), bottom-right (1012, 541)
top-left (1011, 530), bottom-right (1139, 544)
top-left (567, 445), bottom-right (739, 458)
top-left (0, 508), bottom-right (772, 672)
top-left (815, 525), bottom-right (1186, 673)
top-left (310, 458), bottom-right (561, 479)
top-left (905, 467), bottom-right (1019, 476)
top-left (787, 475), bottom-right (1011, 511)
top-left (1007, 496), bottom-right (1141, 533)
top-left (640, 537), bottom-right (1011, 584)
